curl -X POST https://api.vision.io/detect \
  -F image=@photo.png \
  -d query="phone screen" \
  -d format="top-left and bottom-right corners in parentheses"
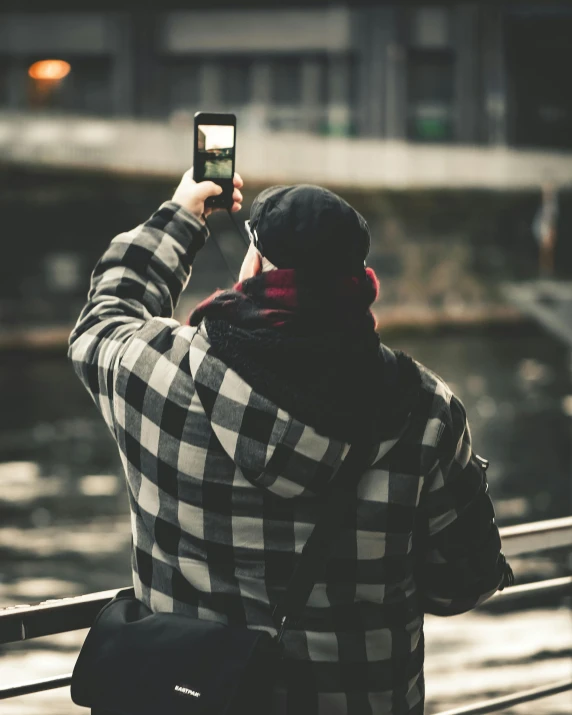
top-left (196, 124), bottom-right (235, 180)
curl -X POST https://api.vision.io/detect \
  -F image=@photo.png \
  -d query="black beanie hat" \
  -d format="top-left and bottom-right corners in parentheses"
top-left (249, 184), bottom-right (370, 273)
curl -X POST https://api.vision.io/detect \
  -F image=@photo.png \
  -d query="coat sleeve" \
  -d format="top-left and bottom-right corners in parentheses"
top-left (68, 201), bottom-right (207, 434)
top-left (415, 393), bottom-right (514, 616)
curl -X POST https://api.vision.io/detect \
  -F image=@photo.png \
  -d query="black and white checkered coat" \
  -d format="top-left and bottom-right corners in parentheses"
top-left (69, 202), bottom-right (507, 715)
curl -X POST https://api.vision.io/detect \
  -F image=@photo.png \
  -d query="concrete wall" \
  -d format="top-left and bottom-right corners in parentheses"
top-left (0, 13), bottom-right (114, 54)
top-left (0, 113), bottom-right (571, 190)
top-left (161, 8), bottom-right (352, 53)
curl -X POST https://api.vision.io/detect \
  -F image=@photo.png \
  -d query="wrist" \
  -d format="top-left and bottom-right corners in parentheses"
top-left (171, 200), bottom-right (205, 224)
top-left (170, 189), bottom-right (203, 220)
top-left (158, 201), bottom-right (210, 247)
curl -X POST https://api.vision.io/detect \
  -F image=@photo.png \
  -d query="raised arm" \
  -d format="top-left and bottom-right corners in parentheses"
top-left (68, 170), bottom-right (242, 431)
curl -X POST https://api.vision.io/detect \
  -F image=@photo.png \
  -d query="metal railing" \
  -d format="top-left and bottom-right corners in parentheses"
top-left (437, 678), bottom-right (572, 715)
top-left (0, 515), bottom-right (571, 711)
top-left (499, 515), bottom-right (572, 556)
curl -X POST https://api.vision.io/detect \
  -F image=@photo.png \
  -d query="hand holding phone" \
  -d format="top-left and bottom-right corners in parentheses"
top-left (193, 112), bottom-right (237, 210)
top-left (171, 168), bottom-right (243, 221)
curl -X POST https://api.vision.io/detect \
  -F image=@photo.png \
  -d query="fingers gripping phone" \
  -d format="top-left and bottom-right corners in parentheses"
top-left (193, 112), bottom-right (236, 210)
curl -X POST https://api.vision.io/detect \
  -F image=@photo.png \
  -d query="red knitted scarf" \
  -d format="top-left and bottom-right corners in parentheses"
top-left (188, 267), bottom-right (380, 332)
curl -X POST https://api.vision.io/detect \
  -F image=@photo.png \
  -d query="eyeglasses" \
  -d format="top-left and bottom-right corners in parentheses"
top-left (244, 220), bottom-right (261, 252)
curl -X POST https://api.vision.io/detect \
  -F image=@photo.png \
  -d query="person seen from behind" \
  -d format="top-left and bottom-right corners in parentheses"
top-left (69, 168), bottom-right (514, 714)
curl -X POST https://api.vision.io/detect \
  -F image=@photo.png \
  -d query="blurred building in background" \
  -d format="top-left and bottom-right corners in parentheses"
top-left (1, 2), bottom-right (572, 335)
top-left (0, 3), bottom-right (571, 148)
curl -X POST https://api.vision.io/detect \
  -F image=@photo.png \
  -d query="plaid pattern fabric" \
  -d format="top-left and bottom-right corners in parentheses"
top-left (69, 201), bottom-right (506, 715)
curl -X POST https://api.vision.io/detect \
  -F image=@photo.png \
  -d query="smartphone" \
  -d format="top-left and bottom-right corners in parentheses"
top-left (193, 112), bottom-right (236, 210)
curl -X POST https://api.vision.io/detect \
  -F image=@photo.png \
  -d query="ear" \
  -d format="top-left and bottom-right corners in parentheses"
top-left (252, 249), bottom-right (263, 276)
top-left (239, 244), bottom-right (262, 282)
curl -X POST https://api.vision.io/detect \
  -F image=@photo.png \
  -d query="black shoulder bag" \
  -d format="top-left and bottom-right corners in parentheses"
top-left (70, 440), bottom-right (374, 715)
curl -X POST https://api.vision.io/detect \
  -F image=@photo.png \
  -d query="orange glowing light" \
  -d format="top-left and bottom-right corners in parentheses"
top-left (28, 60), bottom-right (71, 81)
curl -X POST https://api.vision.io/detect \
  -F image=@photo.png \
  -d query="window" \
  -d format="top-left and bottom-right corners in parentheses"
top-left (303, 56), bottom-right (328, 107)
top-left (271, 57), bottom-right (302, 105)
top-left (0, 59), bottom-right (10, 107)
top-left (162, 59), bottom-right (201, 116)
top-left (407, 50), bottom-right (454, 141)
top-left (406, 6), bottom-right (454, 142)
top-left (220, 58), bottom-right (252, 107)
top-left (24, 57), bottom-right (112, 115)
top-left (53, 58), bottom-right (113, 116)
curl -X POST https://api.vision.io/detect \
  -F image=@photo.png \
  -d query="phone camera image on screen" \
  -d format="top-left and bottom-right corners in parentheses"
top-left (197, 124), bottom-right (235, 180)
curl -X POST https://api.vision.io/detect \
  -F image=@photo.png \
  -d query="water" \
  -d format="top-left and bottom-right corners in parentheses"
top-left (0, 326), bottom-right (571, 714)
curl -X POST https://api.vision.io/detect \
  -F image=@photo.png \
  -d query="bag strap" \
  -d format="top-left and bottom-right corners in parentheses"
top-left (272, 439), bottom-right (374, 641)
top-left (272, 347), bottom-right (398, 642)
